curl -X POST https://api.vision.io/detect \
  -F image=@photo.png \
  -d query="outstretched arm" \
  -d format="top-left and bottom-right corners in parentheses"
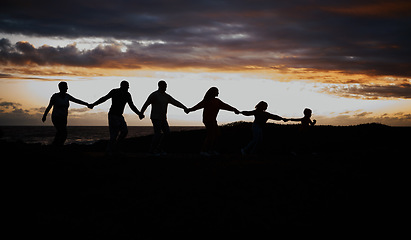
top-left (91, 91), bottom-right (112, 108)
top-left (169, 95), bottom-right (188, 111)
top-left (42, 97), bottom-right (54, 122)
top-left (187, 100), bottom-right (205, 113)
top-left (219, 100), bottom-right (240, 114)
top-left (268, 113), bottom-right (287, 122)
top-left (241, 110), bottom-right (255, 116)
top-left (286, 117), bottom-right (303, 122)
top-left (69, 95), bottom-right (89, 107)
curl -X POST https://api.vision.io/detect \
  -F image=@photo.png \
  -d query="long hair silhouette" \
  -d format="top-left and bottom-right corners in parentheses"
top-left (203, 87), bottom-right (219, 101)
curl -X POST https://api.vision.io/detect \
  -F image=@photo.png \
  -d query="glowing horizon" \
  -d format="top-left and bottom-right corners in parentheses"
top-left (1, 1), bottom-right (410, 126)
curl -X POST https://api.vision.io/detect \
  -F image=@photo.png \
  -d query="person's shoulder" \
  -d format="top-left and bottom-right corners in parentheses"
top-left (50, 93), bottom-right (59, 102)
top-left (214, 98), bottom-right (223, 103)
top-left (149, 90), bottom-right (159, 96)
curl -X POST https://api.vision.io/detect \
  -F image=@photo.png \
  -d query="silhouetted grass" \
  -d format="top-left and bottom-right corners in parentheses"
top-left (3, 122), bottom-right (408, 236)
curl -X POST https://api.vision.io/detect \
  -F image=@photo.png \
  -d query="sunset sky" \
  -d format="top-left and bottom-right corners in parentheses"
top-left (1, 0), bottom-right (410, 126)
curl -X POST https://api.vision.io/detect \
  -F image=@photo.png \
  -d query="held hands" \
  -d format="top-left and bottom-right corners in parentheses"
top-left (138, 113), bottom-right (145, 120)
top-left (184, 108), bottom-right (191, 114)
top-left (282, 118), bottom-right (289, 122)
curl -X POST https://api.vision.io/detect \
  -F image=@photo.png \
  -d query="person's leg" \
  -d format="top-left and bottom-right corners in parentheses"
top-left (108, 114), bottom-right (120, 153)
top-left (243, 137), bottom-right (256, 155)
top-left (116, 116), bottom-right (128, 152)
top-left (52, 116), bottom-right (67, 146)
top-left (210, 122), bottom-right (220, 153)
top-left (202, 121), bottom-right (219, 153)
top-left (158, 120), bottom-right (170, 153)
top-left (150, 119), bottom-right (162, 153)
top-left (202, 122), bottom-right (211, 152)
top-left (249, 123), bottom-right (263, 154)
top-left (117, 116), bottom-right (128, 142)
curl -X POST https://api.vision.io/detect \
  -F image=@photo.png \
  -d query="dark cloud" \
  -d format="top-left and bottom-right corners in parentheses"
top-left (0, 101), bottom-right (22, 112)
top-left (321, 82), bottom-right (411, 99)
top-left (1, 0), bottom-right (410, 76)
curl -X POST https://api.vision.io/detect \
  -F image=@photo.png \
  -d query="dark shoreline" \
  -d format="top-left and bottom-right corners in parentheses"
top-left (5, 122), bottom-right (408, 236)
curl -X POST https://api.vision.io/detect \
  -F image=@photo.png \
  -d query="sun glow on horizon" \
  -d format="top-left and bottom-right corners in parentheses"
top-left (1, 66), bottom-right (410, 126)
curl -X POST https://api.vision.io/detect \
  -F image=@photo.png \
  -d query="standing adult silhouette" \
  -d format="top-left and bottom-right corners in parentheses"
top-left (186, 87), bottom-right (240, 156)
top-left (140, 80), bottom-right (188, 155)
top-left (90, 80), bottom-right (143, 154)
top-left (42, 81), bottom-right (91, 146)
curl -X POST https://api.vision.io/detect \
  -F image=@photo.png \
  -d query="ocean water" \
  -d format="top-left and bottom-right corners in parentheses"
top-left (0, 126), bottom-right (203, 145)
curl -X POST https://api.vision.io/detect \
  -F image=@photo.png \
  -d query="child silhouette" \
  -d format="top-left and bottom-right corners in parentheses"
top-left (241, 101), bottom-right (288, 155)
top-left (286, 108), bottom-right (317, 155)
top-left (287, 108), bottom-right (317, 130)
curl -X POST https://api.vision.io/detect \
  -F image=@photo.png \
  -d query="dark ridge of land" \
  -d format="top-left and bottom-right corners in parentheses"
top-left (4, 122), bottom-right (408, 237)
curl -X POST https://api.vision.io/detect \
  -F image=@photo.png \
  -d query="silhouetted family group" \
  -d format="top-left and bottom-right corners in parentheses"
top-left (42, 80), bottom-right (316, 156)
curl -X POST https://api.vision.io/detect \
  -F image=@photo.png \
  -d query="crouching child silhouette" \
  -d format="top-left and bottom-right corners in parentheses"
top-left (241, 101), bottom-right (288, 155)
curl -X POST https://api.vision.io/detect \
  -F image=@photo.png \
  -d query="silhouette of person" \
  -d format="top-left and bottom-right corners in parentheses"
top-left (241, 101), bottom-right (288, 155)
top-left (42, 81), bottom-right (91, 146)
top-left (90, 80), bottom-right (143, 154)
top-left (286, 108), bottom-right (317, 130)
top-left (140, 80), bottom-right (188, 155)
top-left (186, 87), bottom-right (240, 156)
top-left (286, 108), bottom-right (317, 155)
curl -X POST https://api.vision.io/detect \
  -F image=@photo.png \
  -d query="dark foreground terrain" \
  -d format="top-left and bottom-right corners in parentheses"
top-left (3, 122), bottom-right (409, 237)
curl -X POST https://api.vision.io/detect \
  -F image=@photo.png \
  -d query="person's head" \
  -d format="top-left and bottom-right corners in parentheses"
top-left (158, 80), bottom-right (167, 92)
top-left (303, 108), bottom-right (312, 117)
top-left (255, 101), bottom-right (268, 111)
top-left (58, 81), bottom-right (68, 93)
top-left (120, 80), bottom-right (129, 91)
top-left (203, 87), bottom-right (219, 101)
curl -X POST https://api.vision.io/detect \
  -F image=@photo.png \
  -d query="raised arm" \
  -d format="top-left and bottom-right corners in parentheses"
top-left (42, 96), bottom-right (54, 122)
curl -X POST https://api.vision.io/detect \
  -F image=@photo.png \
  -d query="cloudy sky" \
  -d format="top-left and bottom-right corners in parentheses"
top-left (1, 0), bottom-right (410, 126)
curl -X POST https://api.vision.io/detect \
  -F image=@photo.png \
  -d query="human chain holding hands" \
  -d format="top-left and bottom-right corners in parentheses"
top-left (42, 80), bottom-right (316, 156)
